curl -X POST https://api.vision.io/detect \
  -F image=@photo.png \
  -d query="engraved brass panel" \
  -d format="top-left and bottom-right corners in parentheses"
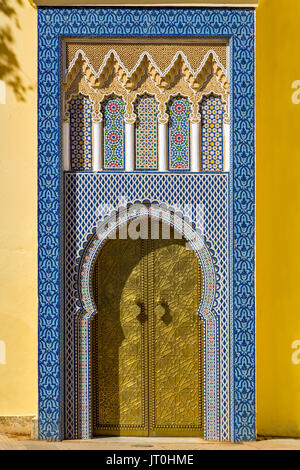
top-left (93, 236), bottom-right (148, 435)
top-left (149, 224), bottom-right (203, 436)
top-left (93, 222), bottom-right (203, 436)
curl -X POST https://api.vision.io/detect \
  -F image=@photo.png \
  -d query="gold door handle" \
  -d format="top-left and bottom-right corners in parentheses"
top-left (134, 300), bottom-right (147, 324)
top-left (155, 300), bottom-right (172, 325)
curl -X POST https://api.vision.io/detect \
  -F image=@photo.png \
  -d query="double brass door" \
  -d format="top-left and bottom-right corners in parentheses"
top-left (92, 223), bottom-right (203, 436)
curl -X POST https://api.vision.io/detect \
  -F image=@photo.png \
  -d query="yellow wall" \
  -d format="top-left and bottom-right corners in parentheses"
top-left (256, 0), bottom-right (300, 437)
top-left (0, 0), bottom-right (300, 437)
top-left (0, 1), bottom-right (37, 415)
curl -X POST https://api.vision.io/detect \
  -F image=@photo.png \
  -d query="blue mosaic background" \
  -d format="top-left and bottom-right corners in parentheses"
top-left (64, 172), bottom-right (228, 440)
top-left (38, 7), bottom-right (255, 441)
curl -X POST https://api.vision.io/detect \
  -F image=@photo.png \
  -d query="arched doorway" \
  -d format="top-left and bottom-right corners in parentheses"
top-left (77, 203), bottom-right (217, 440)
top-left (91, 220), bottom-right (204, 436)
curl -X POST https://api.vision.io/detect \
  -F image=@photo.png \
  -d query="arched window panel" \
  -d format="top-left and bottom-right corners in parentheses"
top-left (102, 96), bottom-right (125, 170)
top-left (200, 95), bottom-right (225, 172)
top-left (168, 96), bottom-right (191, 170)
top-left (69, 94), bottom-right (93, 171)
top-left (135, 94), bottom-right (158, 170)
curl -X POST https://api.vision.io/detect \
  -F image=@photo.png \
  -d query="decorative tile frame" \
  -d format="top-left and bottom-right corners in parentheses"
top-left (77, 202), bottom-right (218, 438)
top-left (64, 172), bottom-right (227, 440)
top-left (38, 7), bottom-right (255, 441)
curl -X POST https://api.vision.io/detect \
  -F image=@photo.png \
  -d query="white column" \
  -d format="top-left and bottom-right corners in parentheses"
top-left (158, 122), bottom-right (168, 172)
top-left (93, 120), bottom-right (103, 171)
top-left (63, 120), bottom-right (70, 171)
top-left (125, 121), bottom-right (135, 171)
top-left (191, 120), bottom-right (200, 172)
top-left (224, 122), bottom-right (230, 172)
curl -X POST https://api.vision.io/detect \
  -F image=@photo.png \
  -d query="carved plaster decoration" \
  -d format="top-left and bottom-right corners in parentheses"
top-left (63, 48), bottom-right (230, 124)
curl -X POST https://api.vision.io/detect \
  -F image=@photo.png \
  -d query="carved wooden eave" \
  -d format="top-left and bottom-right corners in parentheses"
top-left (63, 49), bottom-right (230, 123)
top-left (64, 50), bottom-right (230, 95)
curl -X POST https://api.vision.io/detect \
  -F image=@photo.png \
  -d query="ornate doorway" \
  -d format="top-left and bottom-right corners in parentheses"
top-left (92, 222), bottom-right (203, 436)
top-left (37, 6), bottom-right (256, 442)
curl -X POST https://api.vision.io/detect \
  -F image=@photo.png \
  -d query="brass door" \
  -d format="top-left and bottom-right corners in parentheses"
top-left (92, 223), bottom-right (203, 437)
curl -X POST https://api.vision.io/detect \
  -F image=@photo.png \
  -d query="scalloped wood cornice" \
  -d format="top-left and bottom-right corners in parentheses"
top-left (64, 50), bottom-right (229, 95)
top-left (63, 48), bottom-right (230, 124)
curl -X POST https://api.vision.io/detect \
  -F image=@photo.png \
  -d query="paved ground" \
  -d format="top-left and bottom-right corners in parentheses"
top-left (0, 434), bottom-right (300, 450)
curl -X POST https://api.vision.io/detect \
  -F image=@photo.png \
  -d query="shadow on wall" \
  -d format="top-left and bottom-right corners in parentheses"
top-left (0, 0), bottom-right (34, 101)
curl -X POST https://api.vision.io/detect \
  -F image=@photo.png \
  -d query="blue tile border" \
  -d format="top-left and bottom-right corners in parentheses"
top-left (37, 7), bottom-right (255, 441)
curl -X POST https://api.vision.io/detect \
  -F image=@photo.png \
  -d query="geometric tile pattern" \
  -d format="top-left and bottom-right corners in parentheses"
top-left (69, 94), bottom-right (93, 171)
top-left (135, 94), bottom-right (158, 170)
top-left (201, 95), bottom-right (224, 172)
top-left (64, 172), bottom-right (229, 440)
top-left (168, 96), bottom-right (190, 170)
top-left (37, 7), bottom-right (255, 443)
top-left (103, 96), bottom-right (125, 169)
